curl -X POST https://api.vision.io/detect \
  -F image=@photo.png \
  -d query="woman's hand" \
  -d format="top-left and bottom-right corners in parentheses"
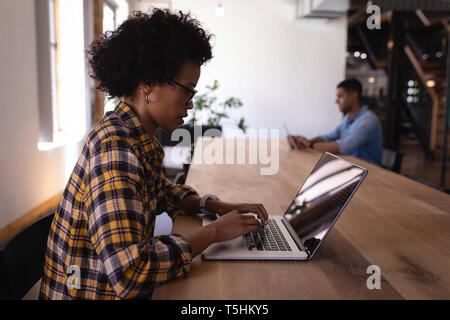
top-left (206, 200), bottom-right (268, 224)
top-left (186, 209), bottom-right (265, 257)
top-left (207, 210), bottom-right (265, 242)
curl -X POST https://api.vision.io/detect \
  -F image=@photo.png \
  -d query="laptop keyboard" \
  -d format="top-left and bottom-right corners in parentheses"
top-left (245, 219), bottom-right (292, 251)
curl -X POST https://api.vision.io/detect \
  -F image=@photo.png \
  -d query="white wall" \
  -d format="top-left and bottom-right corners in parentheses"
top-left (169, 0), bottom-right (347, 137)
top-left (0, 0), bottom-right (83, 229)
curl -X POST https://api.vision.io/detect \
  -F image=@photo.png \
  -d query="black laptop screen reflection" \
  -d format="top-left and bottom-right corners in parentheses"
top-left (284, 155), bottom-right (366, 254)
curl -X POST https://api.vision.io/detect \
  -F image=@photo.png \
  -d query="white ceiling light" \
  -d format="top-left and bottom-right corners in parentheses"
top-left (216, 0), bottom-right (225, 16)
top-left (426, 80), bottom-right (436, 88)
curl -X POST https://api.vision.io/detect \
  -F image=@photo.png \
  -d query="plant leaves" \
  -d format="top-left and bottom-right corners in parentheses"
top-left (191, 80), bottom-right (246, 130)
top-left (237, 118), bottom-right (247, 133)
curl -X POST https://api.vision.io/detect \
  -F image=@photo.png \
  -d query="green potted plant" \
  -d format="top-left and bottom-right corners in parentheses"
top-left (188, 79), bottom-right (247, 133)
top-left (165, 80), bottom-right (247, 182)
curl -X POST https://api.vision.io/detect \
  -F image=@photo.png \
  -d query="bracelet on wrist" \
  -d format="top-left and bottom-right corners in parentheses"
top-left (200, 194), bottom-right (220, 220)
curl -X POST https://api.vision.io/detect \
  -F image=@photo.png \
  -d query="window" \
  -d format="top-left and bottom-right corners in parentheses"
top-left (102, 0), bottom-right (129, 114)
top-left (37, 0), bottom-right (88, 151)
top-left (103, 0), bottom-right (117, 34)
top-left (134, 0), bottom-right (172, 11)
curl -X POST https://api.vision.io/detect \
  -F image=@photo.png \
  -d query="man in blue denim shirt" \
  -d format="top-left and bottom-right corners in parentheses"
top-left (288, 79), bottom-right (382, 165)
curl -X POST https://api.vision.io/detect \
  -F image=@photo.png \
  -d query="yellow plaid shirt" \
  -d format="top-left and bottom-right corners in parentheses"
top-left (39, 101), bottom-right (198, 299)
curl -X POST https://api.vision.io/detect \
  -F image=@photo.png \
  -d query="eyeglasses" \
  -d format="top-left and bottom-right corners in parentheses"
top-left (170, 79), bottom-right (197, 106)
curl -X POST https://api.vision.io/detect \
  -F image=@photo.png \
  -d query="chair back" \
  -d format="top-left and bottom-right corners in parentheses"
top-left (382, 149), bottom-right (403, 173)
top-left (0, 212), bottom-right (54, 299)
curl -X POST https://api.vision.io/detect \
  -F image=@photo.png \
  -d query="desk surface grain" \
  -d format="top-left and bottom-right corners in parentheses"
top-left (153, 138), bottom-right (450, 300)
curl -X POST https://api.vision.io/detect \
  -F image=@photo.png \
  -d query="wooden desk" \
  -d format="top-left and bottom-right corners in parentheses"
top-left (153, 138), bottom-right (450, 300)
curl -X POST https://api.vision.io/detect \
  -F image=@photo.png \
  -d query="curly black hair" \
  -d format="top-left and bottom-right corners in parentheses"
top-left (88, 9), bottom-right (213, 98)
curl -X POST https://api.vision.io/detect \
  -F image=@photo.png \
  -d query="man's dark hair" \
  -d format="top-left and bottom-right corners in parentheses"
top-left (88, 9), bottom-right (213, 98)
top-left (337, 79), bottom-right (362, 101)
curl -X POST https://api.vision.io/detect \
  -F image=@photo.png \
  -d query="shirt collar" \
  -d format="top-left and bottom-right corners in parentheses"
top-left (114, 101), bottom-right (164, 165)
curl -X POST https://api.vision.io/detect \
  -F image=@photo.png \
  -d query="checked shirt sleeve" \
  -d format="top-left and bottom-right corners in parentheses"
top-left (84, 138), bottom-right (192, 299)
top-left (160, 171), bottom-right (199, 219)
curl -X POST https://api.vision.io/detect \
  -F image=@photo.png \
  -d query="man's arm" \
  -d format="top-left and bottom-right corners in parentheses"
top-left (310, 136), bottom-right (325, 144)
top-left (292, 136), bottom-right (323, 148)
top-left (321, 125), bottom-right (341, 143)
top-left (310, 140), bottom-right (340, 153)
top-left (297, 136), bottom-right (340, 153)
top-left (291, 120), bottom-right (342, 151)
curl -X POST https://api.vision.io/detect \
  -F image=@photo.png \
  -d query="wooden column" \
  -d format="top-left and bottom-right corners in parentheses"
top-left (93, 0), bottom-right (105, 125)
top-left (385, 12), bottom-right (405, 151)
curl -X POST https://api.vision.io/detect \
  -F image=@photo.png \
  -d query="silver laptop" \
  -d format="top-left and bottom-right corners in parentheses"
top-left (202, 152), bottom-right (367, 261)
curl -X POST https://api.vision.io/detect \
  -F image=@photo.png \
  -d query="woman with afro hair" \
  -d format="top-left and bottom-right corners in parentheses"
top-left (40, 9), bottom-right (268, 300)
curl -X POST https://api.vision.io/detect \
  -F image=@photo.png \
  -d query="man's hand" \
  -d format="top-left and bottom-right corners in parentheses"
top-left (290, 136), bottom-right (312, 148)
top-left (206, 200), bottom-right (268, 225)
top-left (296, 136), bottom-right (311, 148)
top-left (286, 135), bottom-right (298, 150)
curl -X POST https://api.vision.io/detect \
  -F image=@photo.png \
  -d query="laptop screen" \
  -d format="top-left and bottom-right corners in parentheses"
top-left (283, 152), bottom-right (367, 256)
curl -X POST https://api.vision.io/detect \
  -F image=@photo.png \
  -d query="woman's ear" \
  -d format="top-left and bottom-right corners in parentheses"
top-left (138, 83), bottom-right (152, 95)
top-left (137, 83), bottom-right (155, 103)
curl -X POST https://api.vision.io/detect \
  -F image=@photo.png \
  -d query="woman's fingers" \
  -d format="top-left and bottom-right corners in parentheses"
top-left (236, 204), bottom-right (268, 224)
top-left (237, 206), bottom-right (251, 213)
top-left (248, 221), bottom-right (265, 235)
top-left (241, 215), bottom-right (264, 234)
top-left (247, 204), bottom-right (268, 224)
top-left (212, 211), bottom-right (265, 241)
top-left (256, 204), bottom-right (268, 224)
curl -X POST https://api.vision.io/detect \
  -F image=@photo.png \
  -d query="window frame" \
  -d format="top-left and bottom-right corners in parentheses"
top-left (35, 0), bottom-right (93, 150)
